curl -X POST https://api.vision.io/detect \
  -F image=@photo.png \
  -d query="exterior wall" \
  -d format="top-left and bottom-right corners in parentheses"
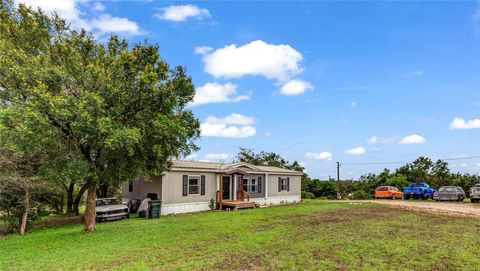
top-left (121, 168), bottom-right (303, 215)
top-left (251, 195), bottom-right (301, 205)
top-left (267, 174), bottom-right (301, 197)
top-left (161, 171), bottom-right (217, 204)
top-left (242, 174), bottom-right (266, 199)
top-left (122, 176), bottom-right (162, 200)
top-left (161, 202), bottom-right (211, 215)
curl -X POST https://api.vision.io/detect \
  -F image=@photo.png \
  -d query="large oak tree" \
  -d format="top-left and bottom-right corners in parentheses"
top-left (0, 1), bottom-right (200, 231)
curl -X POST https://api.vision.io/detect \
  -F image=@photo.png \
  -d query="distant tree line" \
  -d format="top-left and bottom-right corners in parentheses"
top-left (303, 157), bottom-right (480, 200)
top-left (234, 150), bottom-right (479, 201)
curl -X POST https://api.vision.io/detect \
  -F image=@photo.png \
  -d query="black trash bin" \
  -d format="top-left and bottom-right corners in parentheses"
top-left (148, 200), bottom-right (161, 219)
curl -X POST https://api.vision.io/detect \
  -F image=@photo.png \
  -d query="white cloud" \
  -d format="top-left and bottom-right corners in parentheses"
top-left (204, 153), bottom-right (230, 161)
top-left (350, 101), bottom-right (357, 108)
top-left (366, 136), bottom-right (378, 144)
top-left (185, 154), bottom-right (198, 160)
top-left (404, 70), bottom-right (424, 77)
top-left (306, 152), bottom-right (332, 161)
top-left (449, 117), bottom-right (480, 130)
top-left (195, 46), bottom-right (213, 55)
top-left (265, 132), bottom-right (272, 137)
top-left (366, 136), bottom-right (398, 144)
top-left (16, 0), bottom-right (84, 27)
top-left (200, 40), bottom-right (303, 82)
top-left (89, 14), bottom-right (141, 36)
top-left (200, 114), bottom-right (256, 138)
top-left (15, 0), bottom-right (141, 36)
top-left (190, 82), bottom-right (250, 106)
top-left (399, 134), bottom-right (426, 144)
top-left (280, 79), bottom-right (313, 96)
top-left (154, 5), bottom-right (211, 22)
top-left (345, 146), bottom-right (366, 156)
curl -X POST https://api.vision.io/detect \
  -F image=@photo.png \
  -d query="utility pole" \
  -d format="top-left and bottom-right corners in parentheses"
top-left (336, 162), bottom-right (341, 199)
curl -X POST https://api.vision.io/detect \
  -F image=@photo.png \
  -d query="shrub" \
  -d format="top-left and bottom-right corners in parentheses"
top-left (301, 191), bottom-right (315, 199)
top-left (351, 190), bottom-right (372, 200)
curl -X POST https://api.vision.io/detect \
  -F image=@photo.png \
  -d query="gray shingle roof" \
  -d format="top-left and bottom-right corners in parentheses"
top-left (171, 160), bottom-right (303, 175)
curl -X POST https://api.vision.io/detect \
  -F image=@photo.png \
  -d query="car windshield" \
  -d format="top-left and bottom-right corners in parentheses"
top-left (96, 198), bottom-right (121, 206)
top-left (376, 187), bottom-right (388, 191)
top-left (439, 187), bottom-right (458, 192)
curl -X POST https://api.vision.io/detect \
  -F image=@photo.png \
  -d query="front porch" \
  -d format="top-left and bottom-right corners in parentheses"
top-left (215, 168), bottom-right (258, 211)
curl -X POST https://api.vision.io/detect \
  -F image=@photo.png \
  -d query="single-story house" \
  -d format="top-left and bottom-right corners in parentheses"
top-left (122, 160), bottom-right (303, 215)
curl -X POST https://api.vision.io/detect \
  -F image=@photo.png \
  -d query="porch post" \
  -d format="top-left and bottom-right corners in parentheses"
top-left (265, 173), bottom-right (269, 203)
top-left (219, 174), bottom-right (223, 210)
top-left (233, 174), bottom-right (237, 201)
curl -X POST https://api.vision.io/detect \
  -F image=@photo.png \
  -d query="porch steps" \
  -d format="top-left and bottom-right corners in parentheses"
top-left (221, 200), bottom-right (257, 211)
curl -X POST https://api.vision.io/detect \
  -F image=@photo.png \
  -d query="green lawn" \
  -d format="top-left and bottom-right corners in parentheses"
top-left (1, 200), bottom-right (479, 271)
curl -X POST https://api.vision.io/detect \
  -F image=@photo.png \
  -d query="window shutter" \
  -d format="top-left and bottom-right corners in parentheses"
top-left (201, 175), bottom-right (206, 195)
top-left (183, 175), bottom-right (188, 196)
top-left (258, 176), bottom-right (262, 193)
top-left (287, 177), bottom-right (290, 192)
top-left (278, 177), bottom-right (281, 192)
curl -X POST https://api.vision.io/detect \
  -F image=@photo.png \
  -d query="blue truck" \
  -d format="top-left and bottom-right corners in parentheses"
top-left (403, 183), bottom-right (436, 200)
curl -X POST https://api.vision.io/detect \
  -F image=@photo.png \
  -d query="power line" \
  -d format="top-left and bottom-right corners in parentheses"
top-left (340, 155), bottom-right (480, 166)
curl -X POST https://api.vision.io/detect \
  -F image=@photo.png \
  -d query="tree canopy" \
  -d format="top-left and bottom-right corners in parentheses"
top-left (0, 1), bottom-right (200, 231)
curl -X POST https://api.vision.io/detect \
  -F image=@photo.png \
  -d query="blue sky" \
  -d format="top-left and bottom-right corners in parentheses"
top-left (19, 0), bottom-right (480, 179)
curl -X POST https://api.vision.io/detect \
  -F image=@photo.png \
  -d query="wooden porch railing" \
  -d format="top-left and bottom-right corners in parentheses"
top-left (236, 189), bottom-right (250, 202)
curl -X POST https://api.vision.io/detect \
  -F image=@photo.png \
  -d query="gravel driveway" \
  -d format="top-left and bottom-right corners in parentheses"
top-left (362, 200), bottom-right (480, 218)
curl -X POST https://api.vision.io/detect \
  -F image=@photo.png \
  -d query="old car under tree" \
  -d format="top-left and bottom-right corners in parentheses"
top-left (95, 198), bottom-right (130, 222)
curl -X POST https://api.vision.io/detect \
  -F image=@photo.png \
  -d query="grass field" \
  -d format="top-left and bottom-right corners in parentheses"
top-left (1, 200), bottom-right (479, 271)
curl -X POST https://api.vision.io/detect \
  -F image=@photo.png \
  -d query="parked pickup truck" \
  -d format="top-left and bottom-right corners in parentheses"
top-left (403, 183), bottom-right (436, 200)
top-left (469, 184), bottom-right (480, 203)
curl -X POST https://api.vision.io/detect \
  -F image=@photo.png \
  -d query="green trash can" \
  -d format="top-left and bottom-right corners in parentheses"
top-left (148, 200), bottom-right (161, 219)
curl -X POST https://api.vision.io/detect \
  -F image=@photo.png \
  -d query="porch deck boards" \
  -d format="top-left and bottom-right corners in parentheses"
top-left (221, 200), bottom-right (256, 210)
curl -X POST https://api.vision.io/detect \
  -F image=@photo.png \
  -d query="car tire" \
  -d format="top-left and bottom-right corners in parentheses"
top-left (404, 195), bottom-right (409, 200)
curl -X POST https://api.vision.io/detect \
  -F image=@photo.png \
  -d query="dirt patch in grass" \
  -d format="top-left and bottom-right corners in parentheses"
top-left (281, 205), bottom-right (400, 226)
top-left (32, 215), bottom-right (83, 229)
top-left (214, 254), bottom-right (264, 271)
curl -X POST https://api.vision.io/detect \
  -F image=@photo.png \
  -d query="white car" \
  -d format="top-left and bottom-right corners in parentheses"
top-left (95, 198), bottom-right (129, 222)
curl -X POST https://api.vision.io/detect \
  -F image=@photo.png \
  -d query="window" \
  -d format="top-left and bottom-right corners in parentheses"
top-left (243, 178), bottom-right (248, 192)
top-left (279, 177), bottom-right (289, 191)
top-left (188, 176), bottom-right (200, 195)
top-left (280, 178), bottom-right (288, 190)
top-left (128, 181), bottom-right (133, 192)
top-left (242, 178), bottom-right (258, 192)
top-left (250, 179), bottom-right (257, 192)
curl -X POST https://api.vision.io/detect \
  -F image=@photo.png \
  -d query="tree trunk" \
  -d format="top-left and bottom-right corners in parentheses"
top-left (73, 182), bottom-right (89, 216)
top-left (66, 182), bottom-right (75, 213)
top-left (19, 189), bottom-right (30, 236)
top-left (84, 181), bottom-right (97, 232)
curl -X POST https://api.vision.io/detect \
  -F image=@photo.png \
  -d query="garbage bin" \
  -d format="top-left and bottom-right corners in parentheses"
top-left (148, 200), bottom-right (161, 219)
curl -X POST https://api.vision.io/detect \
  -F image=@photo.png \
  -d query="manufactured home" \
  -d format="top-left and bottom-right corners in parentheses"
top-left (122, 160), bottom-right (303, 215)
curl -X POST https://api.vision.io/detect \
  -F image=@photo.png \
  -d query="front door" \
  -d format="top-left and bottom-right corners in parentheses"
top-left (222, 176), bottom-right (231, 200)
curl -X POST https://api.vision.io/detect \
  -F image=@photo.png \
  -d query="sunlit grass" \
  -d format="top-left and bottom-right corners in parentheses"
top-left (1, 200), bottom-right (479, 270)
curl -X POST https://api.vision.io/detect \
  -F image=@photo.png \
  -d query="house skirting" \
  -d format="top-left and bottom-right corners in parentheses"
top-left (161, 201), bottom-right (211, 215)
top-left (160, 195), bottom-right (301, 215)
top-left (251, 195), bottom-right (301, 206)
